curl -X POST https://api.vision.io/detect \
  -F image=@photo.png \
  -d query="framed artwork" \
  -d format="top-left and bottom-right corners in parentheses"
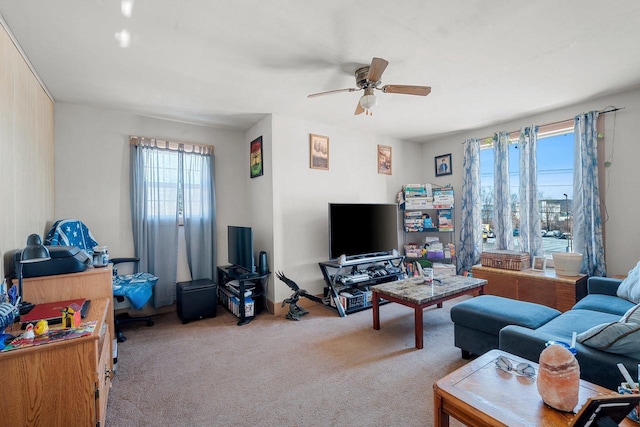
top-left (310, 134), bottom-right (329, 170)
top-left (435, 153), bottom-right (452, 176)
top-left (533, 256), bottom-right (547, 271)
top-left (377, 145), bottom-right (392, 175)
top-left (250, 136), bottom-right (263, 178)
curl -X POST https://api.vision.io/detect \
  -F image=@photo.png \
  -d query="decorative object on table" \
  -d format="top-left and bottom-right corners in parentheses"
top-left (480, 249), bottom-right (531, 271)
top-left (435, 153), bottom-right (452, 176)
top-left (377, 144), bottom-right (392, 175)
top-left (250, 136), bottom-right (263, 178)
top-left (536, 342), bottom-right (580, 412)
top-left (532, 256), bottom-right (546, 271)
top-left (309, 133), bottom-right (329, 170)
top-left (61, 306), bottom-right (81, 329)
top-left (23, 323), bottom-right (35, 340)
top-left (276, 271), bottom-right (323, 321)
top-left (552, 252), bottom-right (583, 276)
top-left (34, 319), bottom-right (49, 335)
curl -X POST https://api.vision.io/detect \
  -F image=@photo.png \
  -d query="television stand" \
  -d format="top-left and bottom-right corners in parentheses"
top-left (318, 255), bottom-right (404, 317)
top-left (217, 265), bottom-right (270, 325)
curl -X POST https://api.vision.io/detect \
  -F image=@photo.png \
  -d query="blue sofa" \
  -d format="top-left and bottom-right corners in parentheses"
top-left (499, 277), bottom-right (639, 390)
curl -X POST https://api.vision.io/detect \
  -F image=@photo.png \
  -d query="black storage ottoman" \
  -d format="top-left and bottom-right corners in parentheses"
top-left (450, 295), bottom-right (561, 359)
top-left (177, 279), bottom-right (217, 323)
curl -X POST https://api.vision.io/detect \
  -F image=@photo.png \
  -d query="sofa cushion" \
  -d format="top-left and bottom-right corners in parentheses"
top-left (617, 261), bottom-right (640, 303)
top-left (577, 321), bottom-right (640, 355)
top-left (621, 303), bottom-right (640, 324)
top-left (536, 309), bottom-right (621, 339)
top-left (572, 294), bottom-right (635, 316)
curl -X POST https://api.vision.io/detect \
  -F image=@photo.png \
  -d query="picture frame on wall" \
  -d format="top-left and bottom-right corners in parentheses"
top-left (435, 153), bottom-right (452, 176)
top-left (377, 144), bottom-right (392, 175)
top-left (533, 256), bottom-right (546, 271)
top-left (250, 136), bottom-right (263, 178)
top-left (310, 133), bottom-right (329, 170)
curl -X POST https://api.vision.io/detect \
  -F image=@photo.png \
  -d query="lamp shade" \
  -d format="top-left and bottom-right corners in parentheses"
top-left (359, 93), bottom-right (378, 110)
top-left (21, 234), bottom-right (51, 263)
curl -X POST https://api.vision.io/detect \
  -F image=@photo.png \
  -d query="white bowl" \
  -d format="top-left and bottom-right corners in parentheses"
top-left (552, 252), bottom-right (583, 276)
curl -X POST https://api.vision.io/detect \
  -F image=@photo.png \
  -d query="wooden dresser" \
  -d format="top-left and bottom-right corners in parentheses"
top-left (471, 265), bottom-right (588, 312)
top-left (3, 266), bottom-right (114, 426)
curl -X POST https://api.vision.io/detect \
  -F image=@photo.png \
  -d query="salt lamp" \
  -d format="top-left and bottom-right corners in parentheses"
top-left (537, 344), bottom-right (580, 411)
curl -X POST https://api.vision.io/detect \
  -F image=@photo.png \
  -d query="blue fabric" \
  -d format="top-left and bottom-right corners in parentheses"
top-left (573, 111), bottom-right (606, 276)
top-left (45, 219), bottom-right (99, 253)
top-left (113, 272), bottom-right (158, 310)
top-left (458, 138), bottom-right (482, 273)
top-left (493, 132), bottom-right (514, 249)
top-left (518, 125), bottom-right (544, 257)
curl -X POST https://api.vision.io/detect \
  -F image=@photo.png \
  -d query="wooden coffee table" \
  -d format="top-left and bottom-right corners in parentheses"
top-left (433, 349), bottom-right (635, 427)
top-left (371, 275), bottom-right (486, 349)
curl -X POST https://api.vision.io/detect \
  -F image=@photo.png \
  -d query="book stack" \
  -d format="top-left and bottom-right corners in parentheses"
top-left (404, 211), bottom-right (426, 232)
top-left (438, 209), bottom-right (454, 231)
top-left (433, 187), bottom-right (454, 209)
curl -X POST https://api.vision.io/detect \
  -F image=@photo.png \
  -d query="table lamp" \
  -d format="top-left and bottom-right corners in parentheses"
top-left (17, 233), bottom-right (51, 314)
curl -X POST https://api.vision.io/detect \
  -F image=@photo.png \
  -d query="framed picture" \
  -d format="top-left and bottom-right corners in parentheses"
top-left (533, 256), bottom-right (546, 271)
top-left (250, 136), bottom-right (263, 178)
top-left (377, 145), bottom-right (392, 175)
top-left (310, 134), bottom-right (329, 170)
top-left (435, 153), bottom-right (452, 176)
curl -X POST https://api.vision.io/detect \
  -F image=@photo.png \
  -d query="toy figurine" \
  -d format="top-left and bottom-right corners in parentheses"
top-left (34, 319), bottom-right (49, 335)
top-left (23, 323), bottom-right (35, 340)
top-left (276, 271), bottom-right (323, 321)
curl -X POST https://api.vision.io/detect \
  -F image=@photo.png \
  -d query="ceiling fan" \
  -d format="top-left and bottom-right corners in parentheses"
top-left (307, 57), bottom-right (431, 116)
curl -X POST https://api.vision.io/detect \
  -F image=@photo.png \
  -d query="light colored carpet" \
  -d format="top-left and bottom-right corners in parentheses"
top-left (106, 296), bottom-right (473, 427)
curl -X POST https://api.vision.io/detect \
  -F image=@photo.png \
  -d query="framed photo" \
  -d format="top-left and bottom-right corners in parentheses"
top-left (435, 153), bottom-right (452, 176)
top-left (310, 134), bottom-right (329, 170)
top-left (250, 136), bottom-right (263, 178)
top-left (532, 256), bottom-right (546, 271)
top-left (377, 145), bottom-right (392, 175)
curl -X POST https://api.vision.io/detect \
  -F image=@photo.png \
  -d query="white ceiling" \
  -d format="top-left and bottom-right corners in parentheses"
top-left (2, 1), bottom-right (640, 142)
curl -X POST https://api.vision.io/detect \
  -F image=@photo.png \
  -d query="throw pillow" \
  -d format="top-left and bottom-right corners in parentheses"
top-left (621, 303), bottom-right (640, 324)
top-left (617, 261), bottom-right (640, 303)
top-left (577, 322), bottom-right (640, 354)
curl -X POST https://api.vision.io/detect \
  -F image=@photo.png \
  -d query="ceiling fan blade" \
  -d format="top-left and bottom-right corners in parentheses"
top-left (354, 100), bottom-right (365, 115)
top-left (308, 88), bottom-right (358, 98)
top-left (367, 57), bottom-right (389, 82)
top-left (381, 85), bottom-right (431, 96)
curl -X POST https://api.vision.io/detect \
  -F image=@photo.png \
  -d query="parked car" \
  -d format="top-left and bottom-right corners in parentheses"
top-left (559, 232), bottom-right (571, 239)
top-left (487, 230), bottom-right (495, 238)
top-left (513, 229), bottom-right (519, 236)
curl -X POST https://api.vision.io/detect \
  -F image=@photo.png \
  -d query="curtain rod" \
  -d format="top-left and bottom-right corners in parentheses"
top-left (129, 135), bottom-right (214, 154)
top-left (469, 106), bottom-right (625, 144)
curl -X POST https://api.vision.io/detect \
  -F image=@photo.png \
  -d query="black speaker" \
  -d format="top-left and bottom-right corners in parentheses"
top-left (258, 251), bottom-right (268, 275)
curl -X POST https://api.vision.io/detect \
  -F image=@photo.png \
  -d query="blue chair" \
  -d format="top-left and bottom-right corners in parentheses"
top-left (45, 219), bottom-right (157, 342)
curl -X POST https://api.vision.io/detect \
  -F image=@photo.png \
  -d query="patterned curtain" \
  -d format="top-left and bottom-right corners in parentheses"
top-left (573, 112), bottom-right (606, 276)
top-left (518, 125), bottom-right (544, 257)
top-left (493, 132), bottom-right (514, 249)
top-left (458, 138), bottom-right (483, 273)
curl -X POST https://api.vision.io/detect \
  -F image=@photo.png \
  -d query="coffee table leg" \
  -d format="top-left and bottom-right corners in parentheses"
top-left (433, 387), bottom-right (449, 427)
top-left (414, 305), bottom-right (423, 349)
top-left (372, 291), bottom-right (380, 330)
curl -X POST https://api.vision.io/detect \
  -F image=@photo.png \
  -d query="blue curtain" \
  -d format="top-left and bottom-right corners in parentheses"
top-left (573, 112), bottom-right (606, 276)
top-left (458, 138), bottom-right (483, 273)
top-left (131, 137), bottom-right (216, 307)
top-left (493, 132), bottom-right (514, 249)
top-left (181, 146), bottom-right (217, 282)
top-left (518, 125), bottom-right (544, 257)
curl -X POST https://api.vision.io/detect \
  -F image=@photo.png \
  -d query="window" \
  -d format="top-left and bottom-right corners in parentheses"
top-left (480, 127), bottom-right (574, 256)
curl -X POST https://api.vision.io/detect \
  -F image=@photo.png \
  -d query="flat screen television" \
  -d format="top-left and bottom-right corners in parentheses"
top-left (227, 225), bottom-right (255, 274)
top-left (328, 203), bottom-right (399, 260)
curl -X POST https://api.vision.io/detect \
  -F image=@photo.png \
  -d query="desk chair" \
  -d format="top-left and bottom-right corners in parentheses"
top-left (45, 219), bottom-right (157, 342)
top-left (111, 257), bottom-right (157, 342)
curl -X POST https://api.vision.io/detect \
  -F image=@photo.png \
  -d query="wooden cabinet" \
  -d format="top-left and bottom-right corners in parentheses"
top-left (4, 266), bottom-right (114, 426)
top-left (471, 265), bottom-right (588, 312)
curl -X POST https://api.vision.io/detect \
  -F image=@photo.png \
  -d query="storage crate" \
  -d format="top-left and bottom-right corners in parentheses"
top-left (481, 250), bottom-right (531, 271)
top-left (333, 291), bottom-right (365, 312)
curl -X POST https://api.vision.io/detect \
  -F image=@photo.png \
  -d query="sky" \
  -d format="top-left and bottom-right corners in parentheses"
top-left (480, 132), bottom-right (574, 200)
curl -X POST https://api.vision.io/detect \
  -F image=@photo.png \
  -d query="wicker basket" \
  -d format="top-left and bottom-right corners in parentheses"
top-left (481, 250), bottom-right (531, 271)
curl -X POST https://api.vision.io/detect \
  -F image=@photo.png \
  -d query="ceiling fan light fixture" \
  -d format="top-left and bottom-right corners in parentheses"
top-left (359, 93), bottom-right (378, 111)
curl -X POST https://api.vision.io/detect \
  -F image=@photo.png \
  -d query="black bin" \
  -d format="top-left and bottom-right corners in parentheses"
top-left (176, 279), bottom-right (217, 323)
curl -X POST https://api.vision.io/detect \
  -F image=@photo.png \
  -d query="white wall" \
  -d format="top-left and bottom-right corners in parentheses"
top-left (54, 103), bottom-right (247, 276)
top-left (421, 87), bottom-right (640, 276)
top-left (268, 114), bottom-right (424, 302)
